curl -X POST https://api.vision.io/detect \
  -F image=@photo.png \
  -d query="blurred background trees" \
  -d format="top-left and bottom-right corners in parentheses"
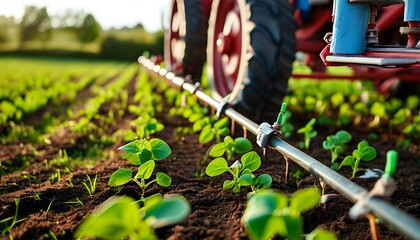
top-left (0, 5), bottom-right (163, 60)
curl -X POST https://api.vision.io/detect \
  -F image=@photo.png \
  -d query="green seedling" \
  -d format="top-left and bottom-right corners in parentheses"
top-left (64, 198), bottom-right (83, 207)
top-left (127, 114), bottom-right (164, 140)
top-left (33, 192), bottom-right (42, 201)
top-left (75, 195), bottom-right (190, 240)
top-left (198, 117), bottom-right (230, 144)
top-left (108, 138), bottom-right (172, 202)
top-left (396, 139), bottom-right (411, 150)
top-left (205, 151), bottom-right (271, 193)
top-left (280, 111), bottom-right (294, 138)
top-left (208, 136), bottom-right (252, 161)
top-left (241, 188), bottom-right (336, 240)
top-left (291, 169), bottom-right (304, 187)
top-left (82, 173), bottom-right (97, 196)
top-left (297, 118), bottom-right (317, 149)
top-left (0, 198), bottom-right (26, 237)
top-left (323, 130), bottom-right (352, 164)
top-left (109, 160), bottom-right (172, 202)
top-left (339, 140), bottom-right (377, 178)
top-left (45, 197), bottom-right (55, 213)
top-left (117, 138), bottom-right (171, 166)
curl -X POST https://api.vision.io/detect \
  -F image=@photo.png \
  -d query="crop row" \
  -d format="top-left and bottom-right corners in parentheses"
top-left (0, 56), bottom-right (418, 239)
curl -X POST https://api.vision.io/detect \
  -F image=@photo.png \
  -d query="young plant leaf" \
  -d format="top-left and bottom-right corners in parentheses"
top-left (143, 193), bottom-right (163, 207)
top-left (336, 130), bottom-right (352, 143)
top-left (213, 117), bottom-right (229, 130)
top-left (121, 152), bottom-right (140, 165)
top-left (306, 227), bottom-right (337, 240)
top-left (360, 146), bottom-right (377, 161)
top-left (241, 190), bottom-right (289, 240)
top-left (117, 141), bottom-right (139, 153)
top-left (234, 137), bottom-right (253, 153)
top-left (256, 174), bottom-right (272, 189)
top-left (74, 196), bottom-right (140, 240)
top-left (199, 125), bottom-right (214, 144)
top-left (147, 138), bottom-right (171, 160)
top-left (238, 173), bottom-right (254, 186)
top-left (144, 195), bottom-right (191, 229)
top-left (108, 168), bottom-right (132, 186)
top-left (135, 160), bottom-right (155, 179)
top-left (223, 179), bottom-right (235, 189)
top-left (206, 157), bottom-right (230, 176)
top-left (339, 156), bottom-right (355, 169)
top-left (290, 187), bottom-right (320, 215)
top-left (138, 149), bottom-right (153, 165)
top-left (241, 151), bottom-right (261, 172)
top-left (209, 142), bottom-right (227, 157)
top-left (156, 172), bottom-right (172, 187)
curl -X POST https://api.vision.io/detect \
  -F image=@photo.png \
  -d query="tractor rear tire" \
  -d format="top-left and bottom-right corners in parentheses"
top-left (231, 0), bottom-right (296, 123)
top-left (182, 0), bottom-right (208, 82)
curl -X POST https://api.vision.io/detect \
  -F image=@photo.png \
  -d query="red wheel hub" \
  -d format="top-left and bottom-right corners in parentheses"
top-left (208, 0), bottom-right (246, 99)
top-left (165, 0), bottom-right (186, 73)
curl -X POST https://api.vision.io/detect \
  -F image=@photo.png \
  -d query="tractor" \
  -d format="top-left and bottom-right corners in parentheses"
top-left (164, 0), bottom-right (420, 123)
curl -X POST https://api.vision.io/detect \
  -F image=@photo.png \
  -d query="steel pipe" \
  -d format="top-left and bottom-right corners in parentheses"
top-left (138, 56), bottom-right (420, 239)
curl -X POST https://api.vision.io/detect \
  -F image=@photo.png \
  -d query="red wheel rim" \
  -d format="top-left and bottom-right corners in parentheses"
top-left (208, 0), bottom-right (247, 99)
top-left (165, 0), bottom-right (186, 72)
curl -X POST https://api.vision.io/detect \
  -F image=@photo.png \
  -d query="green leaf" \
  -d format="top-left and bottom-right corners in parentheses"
top-left (241, 151), bottom-right (261, 172)
top-left (339, 156), bottom-right (355, 169)
top-left (290, 187), bottom-right (320, 214)
top-left (217, 127), bottom-right (230, 137)
top-left (199, 125), bottom-right (215, 144)
top-left (205, 158), bottom-right (230, 176)
top-left (234, 137), bottom-right (253, 154)
top-left (138, 149), bottom-right (153, 165)
top-left (224, 136), bottom-right (234, 145)
top-left (135, 160), bottom-right (155, 179)
top-left (121, 152), bottom-right (140, 165)
top-left (309, 130), bottom-right (317, 138)
top-left (156, 172), bottom-right (172, 187)
top-left (306, 227), bottom-right (337, 240)
top-left (284, 215), bottom-right (303, 240)
top-left (147, 138), bottom-right (171, 160)
top-left (223, 179), bottom-right (235, 189)
top-left (74, 196), bottom-right (140, 240)
top-left (336, 130), bottom-right (352, 143)
top-left (117, 140), bottom-right (139, 153)
top-left (108, 169), bottom-right (132, 186)
top-left (257, 174), bottom-right (272, 189)
top-left (144, 195), bottom-right (190, 229)
top-left (360, 146), bottom-right (377, 161)
top-left (242, 190), bottom-right (289, 240)
top-left (238, 173), bottom-right (254, 186)
top-left (322, 140), bottom-right (334, 150)
top-left (213, 117), bottom-right (229, 130)
top-left (209, 142), bottom-right (227, 157)
top-left (143, 193), bottom-right (163, 206)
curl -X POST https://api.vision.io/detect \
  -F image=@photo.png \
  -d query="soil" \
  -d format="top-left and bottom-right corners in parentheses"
top-left (0, 72), bottom-right (419, 240)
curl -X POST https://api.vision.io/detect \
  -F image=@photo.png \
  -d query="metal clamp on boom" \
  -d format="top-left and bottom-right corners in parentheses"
top-left (350, 150), bottom-right (398, 219)
top-left (216, 94), bottom-right (231, 119)
top-left (256, 102), bottom-right (287, 149)
top-left (256, 122), bottom-right (280, 149)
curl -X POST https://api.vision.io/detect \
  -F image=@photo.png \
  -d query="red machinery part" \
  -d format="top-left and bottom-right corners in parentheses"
top-left (207, 0), bottom-right (246, 99)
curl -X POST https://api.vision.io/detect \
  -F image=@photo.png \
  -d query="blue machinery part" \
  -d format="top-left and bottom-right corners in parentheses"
top-left (404, 0), bottom-right (420, 21)
top-left (331, 0), bottom-right (370, 54)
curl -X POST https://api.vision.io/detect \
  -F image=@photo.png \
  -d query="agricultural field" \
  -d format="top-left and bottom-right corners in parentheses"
top-left (0, 55), bottom-right (419, 239)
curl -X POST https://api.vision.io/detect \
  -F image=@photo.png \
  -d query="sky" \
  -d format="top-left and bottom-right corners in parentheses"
top-left (0, 0), bottom-right (168, 32)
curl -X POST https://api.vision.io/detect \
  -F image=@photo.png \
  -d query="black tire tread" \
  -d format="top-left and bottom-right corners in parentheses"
top-left (232, 0), bottom-right (296, 123)
top-left (183, 0), bottom-right (208, 82)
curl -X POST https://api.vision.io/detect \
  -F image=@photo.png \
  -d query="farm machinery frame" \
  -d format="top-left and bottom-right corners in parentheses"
top-left (164, 0), bottom-right (419, 123)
